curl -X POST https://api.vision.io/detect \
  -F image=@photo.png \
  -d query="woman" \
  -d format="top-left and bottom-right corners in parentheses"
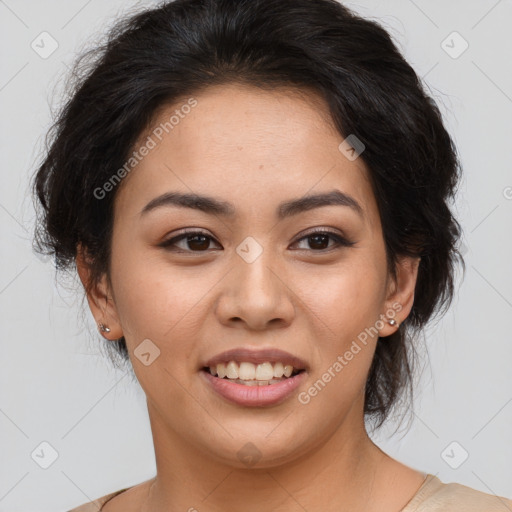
top-left (32, 0), bottom-right (512, 510)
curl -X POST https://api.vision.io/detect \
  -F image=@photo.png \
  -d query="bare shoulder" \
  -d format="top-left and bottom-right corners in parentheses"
top-left (67, 489), bottom-right (128, 512)
top-left (403, 475), bottom-right (512, 512)
top-left (67, 478), bottom-right (155, 512)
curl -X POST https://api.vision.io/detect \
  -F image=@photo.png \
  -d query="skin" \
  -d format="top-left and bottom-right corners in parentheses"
top-left (77, 83), bottom-right (423, 512)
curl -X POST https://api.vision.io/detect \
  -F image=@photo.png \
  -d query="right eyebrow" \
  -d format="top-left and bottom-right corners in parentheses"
top-left (140, 191), bottom-right (235, 218)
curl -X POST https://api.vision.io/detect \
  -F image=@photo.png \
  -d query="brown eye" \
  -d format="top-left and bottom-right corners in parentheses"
top-left (292, 230), bottom-right (355, 252)
top-left (159, 231), bottom-right (221, 252)
top-left (182, 234), bottom-right (211, 251)
top-left (159, 228), bottom-right (355, 254)
top-left (306, 233), bottom-right (330, 250)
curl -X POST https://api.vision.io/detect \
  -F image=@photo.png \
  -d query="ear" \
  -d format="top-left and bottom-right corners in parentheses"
top-left (378, 255), bottom-right (421, 337)
top-left (75, 244), bottom-right (123, 340)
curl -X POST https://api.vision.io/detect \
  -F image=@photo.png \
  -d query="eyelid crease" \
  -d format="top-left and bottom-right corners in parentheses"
top-left (158, 227), bottom-right (356, 252)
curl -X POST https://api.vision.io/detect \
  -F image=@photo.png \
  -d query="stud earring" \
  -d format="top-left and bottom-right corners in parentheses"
top-left (388, 318), bottom-right (399, 328)
top-left (98, 323), bottom-right (111, 333)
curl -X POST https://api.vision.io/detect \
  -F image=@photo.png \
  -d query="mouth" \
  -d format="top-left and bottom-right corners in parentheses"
top-left (201, 361), bottom-right (305, 386)
top-left (199, 348), bottom-right (308, 406)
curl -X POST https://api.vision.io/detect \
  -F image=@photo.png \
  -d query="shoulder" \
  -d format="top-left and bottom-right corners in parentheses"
top-left (67, 488), bottom-right (130, 512)
top-left (66, 477), bottom-right (155, 512)
top-left (403, 474), bottom-right (512, 512)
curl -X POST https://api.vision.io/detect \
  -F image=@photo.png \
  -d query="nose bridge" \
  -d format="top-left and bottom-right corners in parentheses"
top-left (234, 236), bottom-right (281, 302)
top-left (217, 236), bottom-right (294, 329)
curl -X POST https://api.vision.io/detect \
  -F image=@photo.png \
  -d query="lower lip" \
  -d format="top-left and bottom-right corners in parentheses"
top-left (200, 370), bottom-right (307, 407)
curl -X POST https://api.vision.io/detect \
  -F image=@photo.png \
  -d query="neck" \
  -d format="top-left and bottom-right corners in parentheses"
top-left (144, 399), bottom-right (390, 512)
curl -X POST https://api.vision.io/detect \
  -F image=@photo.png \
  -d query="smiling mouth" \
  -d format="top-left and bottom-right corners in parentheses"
top-left (202, 361), bottom-right (305, 386)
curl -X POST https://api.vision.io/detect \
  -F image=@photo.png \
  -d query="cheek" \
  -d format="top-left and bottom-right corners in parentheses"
top-left (108, 252), bottom-right (206, 401)
top-left (109, 244), bottom-right (215, 361)
top-left (291, 251), bottom-right (386, 398)
top-left (297, 254), bottom-right (386, 338)
top-left (294, 272), bottom-right (382, 418)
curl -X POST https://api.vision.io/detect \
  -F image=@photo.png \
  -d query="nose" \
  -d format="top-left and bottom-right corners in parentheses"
top-left (215, 250), bottom-right (295, 331)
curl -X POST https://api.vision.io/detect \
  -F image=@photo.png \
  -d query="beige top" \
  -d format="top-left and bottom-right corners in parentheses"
top-left (68, 474), bottom-right (512, 511)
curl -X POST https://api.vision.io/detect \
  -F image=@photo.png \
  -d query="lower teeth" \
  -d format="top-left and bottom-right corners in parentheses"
top-left (223, 377), bottom-right (285, 386)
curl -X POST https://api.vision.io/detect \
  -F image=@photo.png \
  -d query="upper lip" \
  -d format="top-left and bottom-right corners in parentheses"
top-left (202, 348), bottom-right (308, 371)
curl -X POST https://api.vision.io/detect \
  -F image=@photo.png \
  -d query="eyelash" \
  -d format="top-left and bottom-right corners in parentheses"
top-left (159, 228), bottom-right (356, 254)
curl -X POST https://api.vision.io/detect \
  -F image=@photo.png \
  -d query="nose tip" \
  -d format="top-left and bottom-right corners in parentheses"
top-left (215, 253), bottom-right (295, 330)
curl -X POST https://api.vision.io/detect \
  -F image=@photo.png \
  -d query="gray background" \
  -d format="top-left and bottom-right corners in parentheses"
top-left (0, 0), bottom-right (511, 510)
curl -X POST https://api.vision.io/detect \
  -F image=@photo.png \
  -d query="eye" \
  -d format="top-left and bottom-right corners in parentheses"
top-left (291, 229), bottom-right (355, 252)
top-left (159, 228), bottom-right (355, 254)
top-left (159, 229), bottom-right (221, 253)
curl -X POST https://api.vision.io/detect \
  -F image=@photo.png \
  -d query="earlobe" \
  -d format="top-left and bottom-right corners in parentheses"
top-left (75, 244), bottom-right (123, 340)
top-left (379, 256), bottom-right (421, 337)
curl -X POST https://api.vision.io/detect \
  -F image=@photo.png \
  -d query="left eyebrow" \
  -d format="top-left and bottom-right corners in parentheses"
top-left (139, 189), bottom-right (364, 219)
top-left (277, 189), bottom-right (364, 220)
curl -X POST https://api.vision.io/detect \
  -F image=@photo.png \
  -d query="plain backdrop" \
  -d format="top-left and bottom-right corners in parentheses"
top-left (0, 0), bottom-right (511, 510)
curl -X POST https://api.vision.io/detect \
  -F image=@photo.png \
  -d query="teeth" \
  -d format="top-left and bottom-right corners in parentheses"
top-left (208, 360), bottom-right (300, 381)
top-left (283, 365), bottom-right (293, 377)
top-left (273, 362), bottom-right (284, 378)
top-left (255, 362), bottom-right (274, 380)
top-left (217, 363), bottom-right (227, 379)
top-left (239, 362), bottom-right (256, 380)
top-left (225, 361), bottom-right (238, 379)
top-left (233, 378), bottom-right (284, 386)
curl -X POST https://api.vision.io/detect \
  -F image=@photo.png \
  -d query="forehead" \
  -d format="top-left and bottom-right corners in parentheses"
top-left (114, 83), bottom-right (378, 227)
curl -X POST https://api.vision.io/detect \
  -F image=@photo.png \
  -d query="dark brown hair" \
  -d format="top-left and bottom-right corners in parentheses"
top-left (33, 0), bottom-right (464, 428)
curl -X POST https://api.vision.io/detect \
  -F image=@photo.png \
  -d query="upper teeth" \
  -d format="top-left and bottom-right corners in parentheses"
top-left (209, 361), bottom-right (295, 380)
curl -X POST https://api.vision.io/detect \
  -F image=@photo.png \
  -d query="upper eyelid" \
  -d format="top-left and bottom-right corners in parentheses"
top-left (164, 227), bottom-right (346, 240)
top-left (161, 227), bottom-right (351, 249)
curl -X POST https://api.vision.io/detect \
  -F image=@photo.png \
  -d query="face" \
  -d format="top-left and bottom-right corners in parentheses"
top-left (79, 83), bottom-right (419, 469)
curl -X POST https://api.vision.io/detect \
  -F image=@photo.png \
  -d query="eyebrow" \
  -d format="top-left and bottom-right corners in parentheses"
top-left (140, 189), bottom-right (364, 220)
